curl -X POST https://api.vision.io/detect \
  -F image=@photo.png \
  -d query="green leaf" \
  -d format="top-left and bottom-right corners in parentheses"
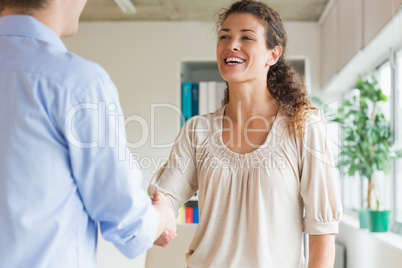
top-left (343, 99), bottom-right (353, 106)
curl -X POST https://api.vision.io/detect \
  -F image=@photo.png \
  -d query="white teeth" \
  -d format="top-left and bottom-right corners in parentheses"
top-left (225, 57), bottom-right (245, 64)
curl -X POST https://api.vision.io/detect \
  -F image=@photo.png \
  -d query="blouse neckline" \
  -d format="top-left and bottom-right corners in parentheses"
top-left (213, 106), bottom-right (283, 159)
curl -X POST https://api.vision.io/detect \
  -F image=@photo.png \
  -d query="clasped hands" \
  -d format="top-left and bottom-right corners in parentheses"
top-left (152, 192), bottom-right (177, 247)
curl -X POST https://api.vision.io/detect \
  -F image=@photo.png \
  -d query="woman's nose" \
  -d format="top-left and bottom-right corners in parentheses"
top-left (227, 39), bottom-right (240, 51)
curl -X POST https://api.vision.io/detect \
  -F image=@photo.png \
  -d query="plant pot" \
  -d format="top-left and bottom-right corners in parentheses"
top-left (366, 210), bottom-right (391, 232)
top-left (358, 209), bottom-right (368, 228)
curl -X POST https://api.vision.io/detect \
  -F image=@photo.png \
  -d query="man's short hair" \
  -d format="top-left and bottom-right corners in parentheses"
top-left (0, 0), bottom-right (49, 13)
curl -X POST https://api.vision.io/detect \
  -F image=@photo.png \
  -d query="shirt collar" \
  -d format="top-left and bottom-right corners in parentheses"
top-left (0, 15), bottom-right (67, 52)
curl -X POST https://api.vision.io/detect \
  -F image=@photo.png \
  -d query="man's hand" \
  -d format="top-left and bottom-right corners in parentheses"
top-left (152, 192), bottom-right (177, 247)
top-left (153, 230), bottom-right (177, 247)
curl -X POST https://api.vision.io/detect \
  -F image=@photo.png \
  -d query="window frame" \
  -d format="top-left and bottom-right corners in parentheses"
top-left (392, 50), bottom-right (402, 233)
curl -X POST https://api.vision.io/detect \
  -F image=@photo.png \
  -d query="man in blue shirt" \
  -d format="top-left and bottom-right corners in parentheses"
top-left (0, 0), bottom-right (176, 267)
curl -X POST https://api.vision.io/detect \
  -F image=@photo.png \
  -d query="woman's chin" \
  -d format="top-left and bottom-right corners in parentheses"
top-left (221, 75), bottom-right (244, 84)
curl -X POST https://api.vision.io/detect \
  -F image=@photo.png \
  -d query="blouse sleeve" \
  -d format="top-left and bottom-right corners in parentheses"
top-left (299, 114), bottom-right (343, 235)
top-left (148, 118), bottom-right (198, 216)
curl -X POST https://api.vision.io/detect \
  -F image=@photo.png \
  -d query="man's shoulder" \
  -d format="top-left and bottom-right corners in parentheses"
top-left (34, 48), bottom-right (115, 99)
top-left (49, 51), bottom-right (116, 101)
top-left (1, 32), bottom-right (115, 99)
top-left (0, 28), bottom-right (108, 85)
top-left (51, 50), bottom-right (109, 85)
top-left (24, 47), bottom-right (115, 101)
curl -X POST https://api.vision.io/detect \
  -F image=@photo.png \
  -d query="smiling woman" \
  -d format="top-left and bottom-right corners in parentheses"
top-left (216, 1), bottom-right (314, 137)
top-left (148, 1), bottom-right (342, 267)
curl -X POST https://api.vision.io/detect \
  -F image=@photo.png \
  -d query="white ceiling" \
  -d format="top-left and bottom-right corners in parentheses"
top-left (81, 0), bottom-right (330, 22)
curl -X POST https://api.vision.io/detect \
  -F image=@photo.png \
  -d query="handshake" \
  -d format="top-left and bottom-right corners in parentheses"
top-left (151, 192), bottom-right (177, 247)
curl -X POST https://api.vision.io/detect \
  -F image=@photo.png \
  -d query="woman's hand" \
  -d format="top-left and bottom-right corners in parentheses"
top-left (152, 192), bottom-right (177, 247)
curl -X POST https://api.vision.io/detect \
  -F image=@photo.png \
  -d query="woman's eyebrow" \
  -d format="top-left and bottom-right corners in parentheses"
top-left (219, 28), bottom-right (256, 33)
top-left (241, 29), bottom-right (256, 34)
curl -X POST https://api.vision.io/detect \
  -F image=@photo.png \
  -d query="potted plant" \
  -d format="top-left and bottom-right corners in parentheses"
top-left (332, 76), bottom-right (401, 232)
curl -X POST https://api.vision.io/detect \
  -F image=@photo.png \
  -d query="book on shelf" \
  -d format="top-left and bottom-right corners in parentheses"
top-left (178, 197), bottom-right (199, 224)
top-left (182, 81), bottom-right (226, 123)
top-left (185, 207), bottom-right (193, 224)
top-left (192, 83), bottom-right (199, 116)
top-left (198, 82), bottom-right (208, 116)
top-left (181, 82), bottom-right (192, 126)
top-left (179, 206), bottom-right (185, 223)
top-left (215, 81), bottom-right (226, 111)
top-left (198, 81), bottom-right (226, 115)
top-left (193, 207), bottom-right (199, 224)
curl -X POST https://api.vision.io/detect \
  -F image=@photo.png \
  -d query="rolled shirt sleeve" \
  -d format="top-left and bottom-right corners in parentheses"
top-left (299, 114), bottom-right (343, 235)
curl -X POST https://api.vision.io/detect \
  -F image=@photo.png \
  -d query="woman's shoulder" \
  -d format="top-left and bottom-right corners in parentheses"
top-left (289, 111), bottom-right (327, 145)
top-left (304, 112), bottom-right (327, 133)
top-left (178, 108), bottom-right (224, 148)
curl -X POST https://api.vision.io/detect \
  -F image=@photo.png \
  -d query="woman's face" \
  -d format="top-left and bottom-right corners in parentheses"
top-left (217, 13), bottom-right (275, 84)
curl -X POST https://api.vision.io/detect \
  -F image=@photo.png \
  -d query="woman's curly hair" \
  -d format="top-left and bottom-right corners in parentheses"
top-left (216, 0), bottom-right (315, 137)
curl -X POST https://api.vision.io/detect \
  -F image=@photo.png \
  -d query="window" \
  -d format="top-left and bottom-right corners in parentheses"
top-left (395, 52), bottom-right (402, 224)
top-left (339, 89), bottom-right (364, 211)
top-left (328, 49), bottom-right (402, 233)
top-left (342, 174), bottom-right (362, 210)
top-left (342, 60), bottom-right (402, 223)
top-left (377, 62), bottom-right (392, 120)
top-left (375, 62), bottom-right (393, 211)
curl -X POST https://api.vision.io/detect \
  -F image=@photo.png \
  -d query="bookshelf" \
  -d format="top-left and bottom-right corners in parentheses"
top-left (179, 60), bottom-right (224, 224)
top-left (180, 60), bottom-right (226, 126)
top-left (180, 61), bottom-right (224, 83)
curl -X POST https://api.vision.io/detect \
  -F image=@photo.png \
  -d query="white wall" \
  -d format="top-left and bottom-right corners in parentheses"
top-left (337, 215), bottom-right (402, 268)
top-left (285, 22), bottom-right (320, 91)
top-left (320, 0), bottom-right (402, 93)
top-left (286, 21), bottom-right (341, 103)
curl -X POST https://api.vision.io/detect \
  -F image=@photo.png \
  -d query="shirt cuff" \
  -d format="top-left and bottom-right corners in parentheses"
top-left (115, 205), bottom-right (159, 259)
top-left (303, 220), bottom-right (339, 235)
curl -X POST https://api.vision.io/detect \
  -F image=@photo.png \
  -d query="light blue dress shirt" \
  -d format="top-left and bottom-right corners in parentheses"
top-left (0, 15), bottom-right (158, 268)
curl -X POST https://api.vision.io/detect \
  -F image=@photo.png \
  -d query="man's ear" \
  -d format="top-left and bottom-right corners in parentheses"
top-left (266, 46), bottom-right (282, 66)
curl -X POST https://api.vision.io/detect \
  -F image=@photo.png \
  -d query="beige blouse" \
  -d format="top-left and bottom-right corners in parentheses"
top-left (148, 107), bottom-right (342, 268)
